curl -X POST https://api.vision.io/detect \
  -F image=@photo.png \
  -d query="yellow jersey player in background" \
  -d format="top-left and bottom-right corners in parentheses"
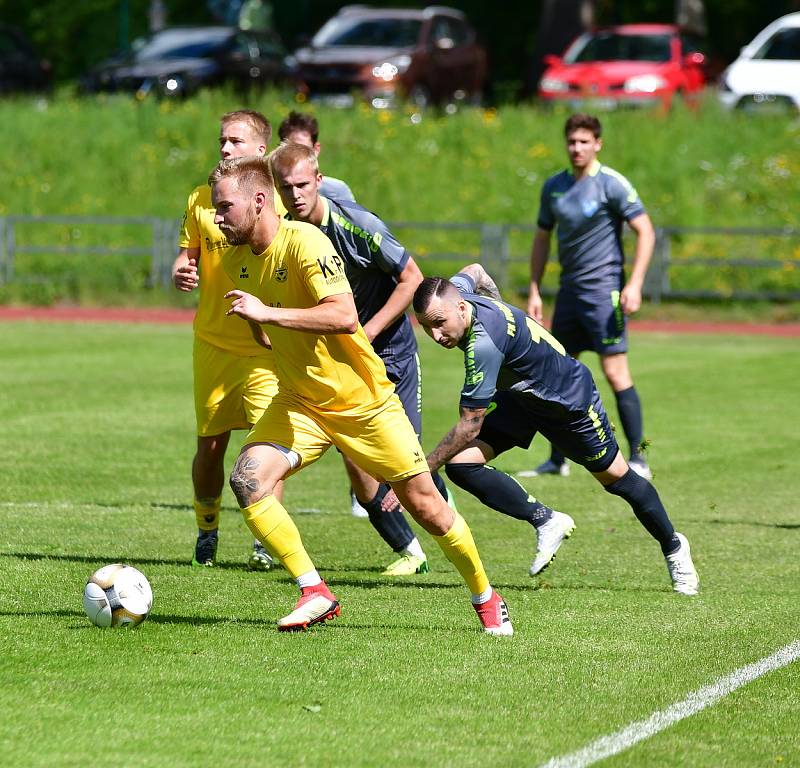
top-left (209, 155), bottom-right (512, 635)
top-left (172, 109), bottom-right (286, 570)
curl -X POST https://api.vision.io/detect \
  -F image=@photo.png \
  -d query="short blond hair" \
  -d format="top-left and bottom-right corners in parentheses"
top-left (220, 109), bottom-right (272, 145)
top-left (208, 155), bottom-right (274, 195)
top-left (270, 142), bottom-right (319, 178)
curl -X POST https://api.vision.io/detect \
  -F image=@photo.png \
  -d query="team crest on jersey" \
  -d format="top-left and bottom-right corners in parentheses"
top-left (240, 266), bottom-right (249, 279)
top-left (275, 266), bottom-right (288, 283)
top-left (582, 199), bottom-right (599, 217)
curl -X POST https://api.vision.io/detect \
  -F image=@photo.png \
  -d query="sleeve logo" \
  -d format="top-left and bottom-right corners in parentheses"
top-left (316, 252), bottom-right (345, 279)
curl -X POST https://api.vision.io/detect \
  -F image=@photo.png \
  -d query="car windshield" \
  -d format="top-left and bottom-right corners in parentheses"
top-left (565, 32), bottom-right (672, 63)
top-left (312, 17), bottom-right (422, 47)
top-left (752, 27), bottom-right (800, 60)
top-left (134, 29), bottom-right (231, 61)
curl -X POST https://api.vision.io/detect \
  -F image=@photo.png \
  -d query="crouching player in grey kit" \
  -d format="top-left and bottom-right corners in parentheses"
top-left (414, 263), bottom-right (699, 595)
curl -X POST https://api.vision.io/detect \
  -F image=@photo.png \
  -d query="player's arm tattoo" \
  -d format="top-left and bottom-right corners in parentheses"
top-left (460, 263), bottom-right (502, 300)
top-left (427, 405), bottom-right (487, 472)
top-left (230, 453), bottom-right (263, 506)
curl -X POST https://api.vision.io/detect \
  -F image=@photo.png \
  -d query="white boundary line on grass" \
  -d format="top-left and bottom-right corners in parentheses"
top-left (539, 640), bottom-right (800, 768)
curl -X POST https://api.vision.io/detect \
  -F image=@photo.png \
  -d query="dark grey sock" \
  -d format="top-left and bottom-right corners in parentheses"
top-left (615, 386), bottom-right (645, 460)
top-left (446, 462), bottom-right (554, 527)
top-left (605, 468), bottom-right (679, 554)
top-left (362, 484), bottom-right (414, 553)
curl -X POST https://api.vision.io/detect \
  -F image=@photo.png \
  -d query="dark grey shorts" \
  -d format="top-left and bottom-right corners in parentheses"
top-left (381, 351), bottom-right (422, 438)
top-left (552, 288), bottom-right (628, 356)
top-left (477, 388), bottom-right (619, 472)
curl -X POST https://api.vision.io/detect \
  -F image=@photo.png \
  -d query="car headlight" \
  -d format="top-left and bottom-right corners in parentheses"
top-left (157, 74), bottom-right (184, 97)
top-left (539, 77), bottom-right (569, 93)
top-left (284, 54), bottom-right (298, 72)
top-left (623, 74), bottom-right (667, 94)
top-left (372, 54), bottom-right (411, 81)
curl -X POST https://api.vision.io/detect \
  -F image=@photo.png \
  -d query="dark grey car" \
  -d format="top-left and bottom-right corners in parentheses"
top-left (81, 26), bottom-right (286, 98)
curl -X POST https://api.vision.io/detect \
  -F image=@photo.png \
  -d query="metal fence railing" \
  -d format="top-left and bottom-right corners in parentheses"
top-left (1, 215), bottom-right (798, 302)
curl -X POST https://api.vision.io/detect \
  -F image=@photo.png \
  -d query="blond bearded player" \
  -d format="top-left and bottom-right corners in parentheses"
top-left (210, 155), bottom-right (512, 634)
top-left (173, 110), bottom-right (287, 570)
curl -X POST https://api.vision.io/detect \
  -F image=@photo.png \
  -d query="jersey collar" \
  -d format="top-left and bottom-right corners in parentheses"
top-left (320, 196), bottom-right (331, 228)
top-left (568, 159), bottom-right (601, 180)
top-left (282, 195), bottom-right (330, 228)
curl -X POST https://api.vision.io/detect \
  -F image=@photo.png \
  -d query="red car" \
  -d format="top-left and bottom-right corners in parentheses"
top-left (538, 24), bottom-right (706, 108)
top-left (288, 5), bottom-right (487, 109)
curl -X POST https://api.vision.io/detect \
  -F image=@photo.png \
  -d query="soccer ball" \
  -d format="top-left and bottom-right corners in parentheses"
top-left (82, 564), bottom-right (153, 628)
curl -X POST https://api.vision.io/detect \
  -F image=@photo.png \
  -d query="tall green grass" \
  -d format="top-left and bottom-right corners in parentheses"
top-left (3, 90), bottom-right (797, 228)
top-left (1, 90), bottom-right (798, 306)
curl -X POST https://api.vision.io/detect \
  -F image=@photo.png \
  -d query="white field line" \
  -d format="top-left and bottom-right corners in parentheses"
top-left (539, 640), bottom-right (800, 768)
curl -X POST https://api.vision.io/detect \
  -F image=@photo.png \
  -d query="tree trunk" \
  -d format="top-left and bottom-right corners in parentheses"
top-left (675, 0), bottom-right (707, 36)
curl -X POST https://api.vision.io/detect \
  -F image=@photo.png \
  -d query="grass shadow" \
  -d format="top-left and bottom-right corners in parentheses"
top-left (0, 609), bottom-right (463, 633)
top-left (324, 575), bottom-right (462, 591)
top-left (708, 518), bottom-right (800, 531)
top-left (0, 608), bottom-right (275, 627)
top-left (0, 550), bottom-right (247, 570)
top-left (1, 552), bottom-right (673, 595)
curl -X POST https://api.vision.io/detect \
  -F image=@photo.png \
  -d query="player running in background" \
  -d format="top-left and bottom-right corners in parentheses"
top-left (271, 141), bottom-right (458, 577)
top-left (277, 111), bottom-right (369, 519)
top-left (172, 109), bottom-right (283, 570)
top-left (278, 111), bottom-right (355, 202)
top-left (414, 264), bottom-right (698, 595)
top-left (524, 113), bottom-right (655, 480)
top-left (210, 156), bottom-right (512, 634)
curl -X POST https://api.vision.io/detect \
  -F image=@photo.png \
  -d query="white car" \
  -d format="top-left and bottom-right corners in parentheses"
top-left (718, 12), bottom-right (800, 110)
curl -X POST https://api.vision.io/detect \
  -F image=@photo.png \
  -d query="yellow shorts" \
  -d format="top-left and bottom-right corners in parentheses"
top-left (193, 337), bottom-right (279, 437)
top-left (246, 390), bottom-right (428, 483)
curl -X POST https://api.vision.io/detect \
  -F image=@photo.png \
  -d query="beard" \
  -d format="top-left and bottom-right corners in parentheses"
top-left (222, 207), bottom-right (257, 245)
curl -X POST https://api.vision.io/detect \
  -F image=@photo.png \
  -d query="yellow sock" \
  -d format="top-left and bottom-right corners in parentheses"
top-left (194, 497), bottom-right (221, 531)
top-left (433, 511), bottom-right (490, 595)
top-left (241, 495), bottom-right (314, 579)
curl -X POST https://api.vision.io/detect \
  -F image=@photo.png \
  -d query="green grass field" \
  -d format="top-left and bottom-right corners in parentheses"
top-left (1, 320), bottom-right (799, 767)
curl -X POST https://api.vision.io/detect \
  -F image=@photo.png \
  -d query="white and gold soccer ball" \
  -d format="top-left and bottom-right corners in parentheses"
top-left (82, 564), bottom-right (153, 628)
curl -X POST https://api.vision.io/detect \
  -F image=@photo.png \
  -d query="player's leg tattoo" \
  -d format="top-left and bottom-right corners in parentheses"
top-left (230, 453), bottom-right (263, 507)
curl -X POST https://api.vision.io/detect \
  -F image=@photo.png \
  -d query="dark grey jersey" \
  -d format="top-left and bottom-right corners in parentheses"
top-left (452, 274), bottom-right (594, 412)
top-left (537, 161), bottom-right (645, 292)
top-left (318, 196), bottom-right (416, 359)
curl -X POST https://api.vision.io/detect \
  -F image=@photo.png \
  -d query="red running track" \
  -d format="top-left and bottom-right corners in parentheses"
top-left (0, 305), bottom-right (798, 337)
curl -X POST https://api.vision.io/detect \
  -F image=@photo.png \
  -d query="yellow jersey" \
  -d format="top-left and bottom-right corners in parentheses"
top-left (223, 219), bottom-right (395, 415)
top-left (179, 184), bottom-right (287, 356)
